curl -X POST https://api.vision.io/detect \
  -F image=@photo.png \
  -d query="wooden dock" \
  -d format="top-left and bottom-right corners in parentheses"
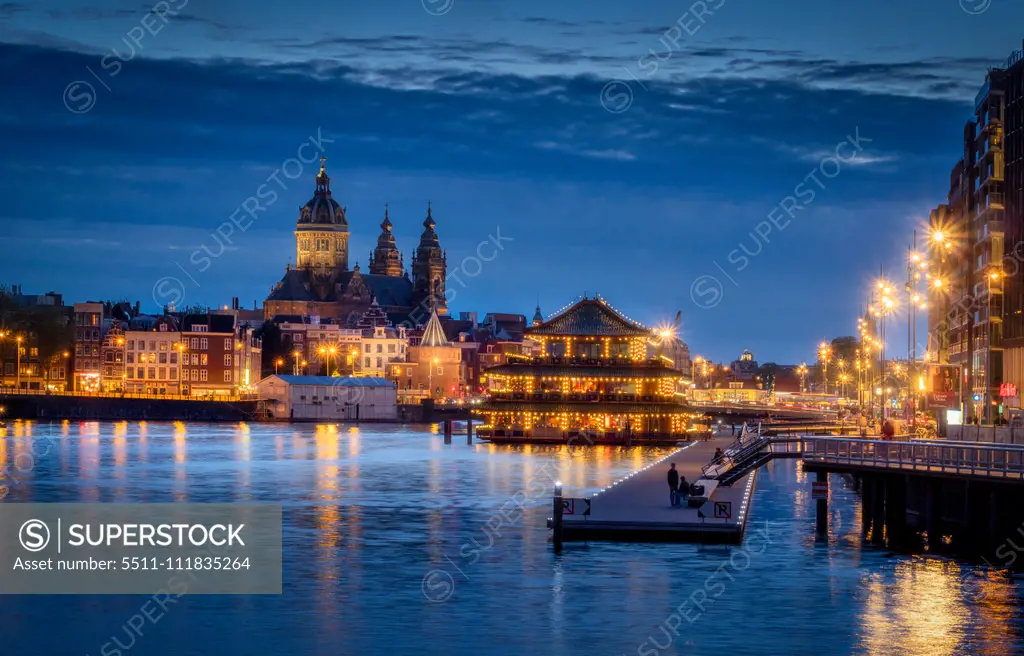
top-left (557, 434), bottom-right (755, 544)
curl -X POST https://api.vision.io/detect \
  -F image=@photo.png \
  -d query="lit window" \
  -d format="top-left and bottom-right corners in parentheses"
top-left (224, 354), bottom-right (232, 366)
top-left (224, 338), bottom-right (232, 350)
top-left (224, 371), bottom-right (232, 383)
top-left (200, 370), bottom-right (208, 382)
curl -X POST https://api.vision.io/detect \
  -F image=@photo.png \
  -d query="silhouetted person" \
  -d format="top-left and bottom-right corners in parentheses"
top-left (667, 462), bottom-right (679, 506)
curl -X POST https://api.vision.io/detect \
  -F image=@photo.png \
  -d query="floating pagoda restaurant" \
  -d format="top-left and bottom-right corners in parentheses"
top-left (476, 296), bottom-right (697, 445)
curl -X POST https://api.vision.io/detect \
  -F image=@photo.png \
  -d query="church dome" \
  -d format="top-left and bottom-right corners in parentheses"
top-left (298, 158), bottom-right (348, 228)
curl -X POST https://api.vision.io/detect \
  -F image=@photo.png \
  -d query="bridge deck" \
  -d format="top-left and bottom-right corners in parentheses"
top-left (560, 434), bottom-right (754, 543)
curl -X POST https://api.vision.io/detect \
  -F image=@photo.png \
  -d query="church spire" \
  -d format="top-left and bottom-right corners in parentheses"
top-left (369, 202), bottom-right (403, 277)
top-left (315, 155), bottom-right (331, 195)
top-left (412, 202), bottom-right (447, 315)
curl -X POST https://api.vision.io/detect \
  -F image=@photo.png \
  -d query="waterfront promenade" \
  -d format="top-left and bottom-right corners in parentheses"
top-left (561, 432), bottom-right (754, 543)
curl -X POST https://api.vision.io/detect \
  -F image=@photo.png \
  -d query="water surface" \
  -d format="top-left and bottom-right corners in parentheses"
top-left (0, 420), bottom-right (1021, 656)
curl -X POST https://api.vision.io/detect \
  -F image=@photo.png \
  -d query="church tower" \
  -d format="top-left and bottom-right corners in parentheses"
top-left (411, 202), bottom-right (448, 315)
top-left (295, 157), bottom-right (349, 271)
top-left (368, 204), bottom-right (403, 277)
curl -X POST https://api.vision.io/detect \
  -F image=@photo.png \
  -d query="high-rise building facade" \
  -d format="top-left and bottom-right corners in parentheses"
top-left (988, 43), bottom-right (1024, 415)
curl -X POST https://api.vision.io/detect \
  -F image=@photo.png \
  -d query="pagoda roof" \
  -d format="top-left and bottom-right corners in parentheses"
top-left (477, 401), bottom-right (694, 415)
top-left (484, 363), bottom-right (683, 378)
top-left (527, 297), bottom-right (650, 337)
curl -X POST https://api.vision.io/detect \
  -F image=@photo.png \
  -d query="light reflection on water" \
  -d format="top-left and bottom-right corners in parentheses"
top-left (0, 420), bottom-right (1020, 656)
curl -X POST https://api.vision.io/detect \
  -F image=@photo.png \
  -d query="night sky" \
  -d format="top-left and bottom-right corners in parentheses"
top-left (1, 0), bottom-right (1021, 363)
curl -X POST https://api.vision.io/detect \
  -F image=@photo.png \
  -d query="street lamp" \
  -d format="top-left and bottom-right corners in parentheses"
top-left (175, 342), bottom-right (187, 396)
top-left (818, 342), bottom-right (831, 394)
top-left (15, 335), bottom-right (23, 390)
top-left (275, 357), bottom-right (284, 375)
top-left (796, 362), bottom-right (808, 393)
top-left (293, 349), bottom-right (302, 376)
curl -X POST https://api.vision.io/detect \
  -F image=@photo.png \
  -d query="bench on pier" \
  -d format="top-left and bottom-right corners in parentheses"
top-left (686, 478), bottom-right (719, 507)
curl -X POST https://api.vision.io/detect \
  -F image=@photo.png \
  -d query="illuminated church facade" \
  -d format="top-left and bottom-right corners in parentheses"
top-left (264, 158), bottom-right (448, 325)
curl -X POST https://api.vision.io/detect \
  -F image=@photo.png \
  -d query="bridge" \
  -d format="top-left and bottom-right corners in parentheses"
top-left (700, 427), bottom-right (1024, 555)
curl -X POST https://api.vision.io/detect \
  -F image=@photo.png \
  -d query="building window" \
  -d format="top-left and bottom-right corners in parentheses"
top-left (169, 367), bottom-right (177, 380)
top-left (388, 344), bottom-right (395, 353)
top-left (376, 344), bottom-right (383, 353)
top-left (200, 370), bottom-right (208, 382)
top-left (200, 354), bottom-right (208, 365)
top-left (224, 338), bottom-right (232, 350)
top-left (159, 353), bottom-right (167, 364)
top-left (149, 341), bottom-right (156, 351)
top-left (191, 338), bottom-right (199, 349)
top-left (191, 353), bottom-right (199, 365)
top-left (224, 371), bottom-right (232, 383)
top-left (127, 353), bottom-right (135, 364)
top-left (364, 357), bottom-right (371, 368)
top-left (159, 367), bottom-right (166, 379)
top-left (295, 334), bottom-right (303, 342)
top-left (365, 344), bottom-right (371, 353)
top-left (148, 367), bottom-right (156, 380)
top-left (159, 342), bottom-right (168, 352)
top-left (170, 353), bottom-right (177, 365)
top-left (128, 340), bottom-right (135, 350)
top-left (436, 367), bottom-right (443, 375)
top-left (200, 338), bottom-right (208, 350)
top-left (376, 357), bottom-right (382, 368)
top-left (191, 370), bottom-right (199, 382)
top-left (224, 354), bottom-right (232, 366)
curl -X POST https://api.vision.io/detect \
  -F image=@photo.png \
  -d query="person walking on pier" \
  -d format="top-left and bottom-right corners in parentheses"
top-left (667, 463), bottom-right (680, 507)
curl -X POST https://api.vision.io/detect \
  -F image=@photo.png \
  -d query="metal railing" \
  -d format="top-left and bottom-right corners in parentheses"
top-left (802, 437), bottom-right (1024, 480)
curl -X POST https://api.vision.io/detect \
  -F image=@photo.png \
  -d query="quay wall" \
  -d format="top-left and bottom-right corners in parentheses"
top-left (0, 394), bottom-right (258, 422)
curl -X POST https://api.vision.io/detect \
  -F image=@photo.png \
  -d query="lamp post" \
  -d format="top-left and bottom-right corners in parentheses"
top-left (818, 342), bottom-right (831, 395)
top-left (175, 342), bottom-right (187, 396)
top-left (797, 363), bottom-right (808, 393)
top-left (116, 336), bottom-right (127, 392)
top-left (15, 335), bottom-right (23, 390)
top-left (293, 349), bottom-right (302, 376)
top-left (275, 358), bottom-right (284, 375)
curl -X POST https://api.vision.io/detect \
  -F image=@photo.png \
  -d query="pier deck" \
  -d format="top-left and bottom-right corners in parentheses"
top-left (560, 434), bottom-right (755, 543)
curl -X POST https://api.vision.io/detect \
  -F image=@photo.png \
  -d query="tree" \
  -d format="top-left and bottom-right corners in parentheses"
top-left (758, 362), bottom-right (781, 392)
top-left (254, 321), bottom-right (286, 376)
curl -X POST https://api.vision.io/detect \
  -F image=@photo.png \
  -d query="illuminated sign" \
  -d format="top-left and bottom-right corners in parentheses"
top-left (999, 383), bottom-right (1017, 398)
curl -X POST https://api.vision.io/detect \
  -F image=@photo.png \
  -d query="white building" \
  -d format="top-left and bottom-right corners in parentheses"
top-left (125, 319), bottom-right (183, 394)
top-left (359, 325), bottom-right (408, 377)
top-left (256, 375), bottom-right (397, 421)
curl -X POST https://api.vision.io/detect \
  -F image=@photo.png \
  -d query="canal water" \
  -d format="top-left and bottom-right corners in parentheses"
top-left (0, 420), bottom-right (1021, 656)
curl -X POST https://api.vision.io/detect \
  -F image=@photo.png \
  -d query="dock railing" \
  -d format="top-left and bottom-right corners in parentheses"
top-left (802, 437), bottom-right (1024, 480)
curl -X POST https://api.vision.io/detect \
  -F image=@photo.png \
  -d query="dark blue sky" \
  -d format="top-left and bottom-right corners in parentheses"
top-left (1, 0), bottom-right (1021, 363)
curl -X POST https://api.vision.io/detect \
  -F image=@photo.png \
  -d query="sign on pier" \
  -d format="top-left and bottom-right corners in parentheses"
top-left (561, 498), bottom-right (591, 516)
top-left (811, 481), bottom-right (828, 500)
